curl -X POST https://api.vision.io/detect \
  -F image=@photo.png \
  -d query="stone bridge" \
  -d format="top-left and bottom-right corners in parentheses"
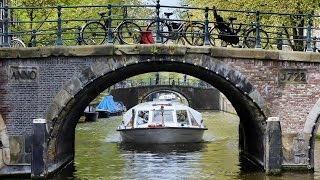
top-left (110, 85), bottom-right (220, 110)
top-left (0, 44), bottom-right (319, 176)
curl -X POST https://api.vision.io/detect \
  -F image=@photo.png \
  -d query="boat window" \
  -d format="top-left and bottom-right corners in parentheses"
top-left (136, 110), bottom-right (149, 125)
top-left (152, 110), bottom-right (174, 123)
top-left (176, 110), bottom-right (189, 125)
top-left (189, 111), bottom-right (199, 126)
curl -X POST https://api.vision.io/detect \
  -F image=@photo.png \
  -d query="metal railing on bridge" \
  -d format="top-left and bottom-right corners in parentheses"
top-left (1, 1), bottom-right (320, 52)
top-left (112, 78), bottom-right (213, 89)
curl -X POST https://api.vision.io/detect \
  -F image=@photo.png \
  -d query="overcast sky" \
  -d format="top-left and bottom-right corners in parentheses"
top-left (142, 0), bottom-right (181, 6)
top-left (144, 0), bottom-right (182, 18)
top-left (159, 0), bottom-right (181, 6)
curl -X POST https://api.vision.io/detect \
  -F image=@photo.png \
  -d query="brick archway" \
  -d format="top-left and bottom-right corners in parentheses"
top-left (303, 98), bottom-right (320, 169)
top-left (45, 53), bottom-right (267, 171)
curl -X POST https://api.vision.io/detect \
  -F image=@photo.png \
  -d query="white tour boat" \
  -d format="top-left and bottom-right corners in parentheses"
top-left (117, 101), bottom-right (208, 143)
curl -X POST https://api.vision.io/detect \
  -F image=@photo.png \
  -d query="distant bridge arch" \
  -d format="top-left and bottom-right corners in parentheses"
top-left (140, 88), bottom-right (191, 104)
top-left (110, 85), bottom-right (219, 110)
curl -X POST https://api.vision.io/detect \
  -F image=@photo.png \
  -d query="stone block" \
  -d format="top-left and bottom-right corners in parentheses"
top-left (249, 89), bottom-right (265, 108)
top-left (52, 89), bottom-right (73, 110)
top-left (76, 66), bottom-right (96, 86)
top-left (91, 60), bottom-right (113, 77)
top-left (45, 102), bottom-right (62, 122)
top-left (63, 77), bottom-right (82, 96)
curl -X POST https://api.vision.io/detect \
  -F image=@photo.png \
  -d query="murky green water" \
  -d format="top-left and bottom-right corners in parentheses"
top-left (54, 111), bottom-right (320, 180)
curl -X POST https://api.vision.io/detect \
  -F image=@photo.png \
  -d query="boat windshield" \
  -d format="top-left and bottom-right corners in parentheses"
top-left (152, 110), bottom-right (174, 124)
top-left (189, 111), bottom-right (199, 126)
top-left (176, 110), bottom-right (189, 125)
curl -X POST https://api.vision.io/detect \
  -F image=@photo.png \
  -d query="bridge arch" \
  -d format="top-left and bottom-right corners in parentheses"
top-left (45, 53), bottom-right (267, 168)
top-left (303, 98), bottom-right (320, 168)
top-left (139, 88), bottom-right (191, 105)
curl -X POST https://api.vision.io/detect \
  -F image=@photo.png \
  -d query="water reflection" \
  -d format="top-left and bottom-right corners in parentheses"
top-left (238, 153), bottom-right (264, 173)
top-left (118, 143), bottom-right (207, 180)
top-left (50, 112), bottom-right (320, 179)
top-left (118, 142), bottom-right (206, 153)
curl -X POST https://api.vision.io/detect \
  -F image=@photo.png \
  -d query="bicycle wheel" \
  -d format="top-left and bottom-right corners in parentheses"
top-left (209, 27), bottom-right (228, 47)
top-left (166, 36), bottom-right (186, 45)
top-left (81, 21), bottom-right (106, 45)
top-left (244, 28), bottom-right (269, 49)
top-left (175, 36), bottom-right (186, 45)
top-left (10, 39), bottom-right (26, 48)
top-left (146, 21), bottom-right (170, 44)
top-left (184, 22), bottom-right (204, 46)
top-left (117, 21), bottom-right (142, 44)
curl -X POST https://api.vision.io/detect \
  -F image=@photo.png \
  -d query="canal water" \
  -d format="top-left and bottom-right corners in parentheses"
top-left (54, 111), bottom-right (320, 179)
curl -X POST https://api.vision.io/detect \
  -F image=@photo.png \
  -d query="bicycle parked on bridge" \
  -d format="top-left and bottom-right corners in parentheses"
top-left (209, 7), bottom-right (269, 49)
top-left (81, 6), bottom-right (142, 45)
top-left (146, 9), bottom-right (205, 46)
top-left (9, 37), bottom-right (26, 47)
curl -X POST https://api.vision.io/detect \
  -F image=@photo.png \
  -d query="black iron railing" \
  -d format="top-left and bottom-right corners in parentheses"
top-left (113, 78), bottom-right (213, 89)
top-left (0, 0), bottom-right (320, 52)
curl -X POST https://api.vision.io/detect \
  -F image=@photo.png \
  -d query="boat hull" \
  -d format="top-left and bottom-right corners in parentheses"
top-left (117, 127), bottom-right (207, 144)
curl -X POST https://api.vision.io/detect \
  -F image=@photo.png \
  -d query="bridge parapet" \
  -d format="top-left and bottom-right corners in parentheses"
top-left (0, 2), bottom-right (320, 52)
top-left (0, 44), bottom-right (319, 176)
top-left (1, 44), bottom-right (320, 62)
top-left (113, 78), bottom-right (212, 89)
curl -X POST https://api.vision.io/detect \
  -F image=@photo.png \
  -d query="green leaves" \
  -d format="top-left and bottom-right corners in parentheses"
top-left (183, 0), bottom-right (319, 51)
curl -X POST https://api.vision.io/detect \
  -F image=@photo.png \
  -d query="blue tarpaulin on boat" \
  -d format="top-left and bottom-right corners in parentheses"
top-left (96, 95), bottom-right (121, 113)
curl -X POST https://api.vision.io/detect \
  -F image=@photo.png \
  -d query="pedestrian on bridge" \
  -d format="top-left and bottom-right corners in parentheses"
top-left (155, 73), bottom-right (159, 85)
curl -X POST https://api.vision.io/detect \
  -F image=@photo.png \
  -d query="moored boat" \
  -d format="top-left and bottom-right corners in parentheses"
top-left (117, 101), bottom-right (207, 144)
top-left (96, 95), bottom-right (125, 116)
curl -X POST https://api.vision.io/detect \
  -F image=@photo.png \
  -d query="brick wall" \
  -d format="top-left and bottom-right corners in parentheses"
top-left (223, 58), bottom-right (320, 133)
top-left (0, 57), bottom-right (98, 135)
top-left (0, 52), bottom-right (319, 136)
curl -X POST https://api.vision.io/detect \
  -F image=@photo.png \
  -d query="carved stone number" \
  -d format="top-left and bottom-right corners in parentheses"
top-left (279, 69), bottom-right (307, 84)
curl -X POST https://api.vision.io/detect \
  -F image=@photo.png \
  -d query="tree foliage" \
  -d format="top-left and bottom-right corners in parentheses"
top-left (182, 0), bottom-right (320, 51)
top-left (7, 0), bottom-right (153, 46)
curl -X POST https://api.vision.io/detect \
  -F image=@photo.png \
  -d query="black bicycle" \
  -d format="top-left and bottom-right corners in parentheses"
top-left (146, 10), bottom-right (204, 46)
top-left (209, 7), bottom-right (269, 49)
top-left (81, 6), bottom-right (142, 45)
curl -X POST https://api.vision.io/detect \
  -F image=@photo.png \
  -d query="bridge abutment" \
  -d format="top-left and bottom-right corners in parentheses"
top-left (265, 117), bottom-right (282, 175)
top-left (0, 45), bottom-right (319, 176)
top-left (31, 119), bottom-right (48, 179)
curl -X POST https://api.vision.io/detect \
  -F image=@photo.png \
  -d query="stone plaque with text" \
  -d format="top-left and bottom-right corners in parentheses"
top-left (278, 69), bottom-right (307, 84)
top-left (9, 66), bottom-right (39, 84)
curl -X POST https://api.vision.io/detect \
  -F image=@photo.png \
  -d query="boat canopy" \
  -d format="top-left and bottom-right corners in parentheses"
top-left (96, 95), bottom-right (122, 113)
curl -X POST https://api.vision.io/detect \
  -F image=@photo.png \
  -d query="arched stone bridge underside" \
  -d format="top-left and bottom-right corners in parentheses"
top-left (45, 46), bottom-right (267, 169)
top-left (1, 45), bottom-right (320, 175)
top-left (110, 85), bottom-right (221, 110)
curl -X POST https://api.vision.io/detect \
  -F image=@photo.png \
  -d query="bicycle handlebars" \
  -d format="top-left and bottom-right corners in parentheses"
top-left (121, 6), bottom-right (128, 18)
top-left (212, 6), bottom-right (218, 18)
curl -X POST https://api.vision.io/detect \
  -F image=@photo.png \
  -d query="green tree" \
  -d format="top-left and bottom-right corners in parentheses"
top-left (182, 0), bottom-right (319, 51)
top-left (7, 0), bottom-right (153, 46)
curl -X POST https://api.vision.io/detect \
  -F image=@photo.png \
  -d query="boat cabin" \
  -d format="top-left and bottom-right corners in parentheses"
top-left (122, 101), bottom-right (202, 128)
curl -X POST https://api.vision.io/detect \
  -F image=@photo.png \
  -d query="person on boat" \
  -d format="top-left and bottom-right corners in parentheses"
top-left (125, 119), bottom-right (132, 127)
top-left (177, 112), bottom-right (187, 122)
top-left (137, 111), bottom-right (148, 125)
